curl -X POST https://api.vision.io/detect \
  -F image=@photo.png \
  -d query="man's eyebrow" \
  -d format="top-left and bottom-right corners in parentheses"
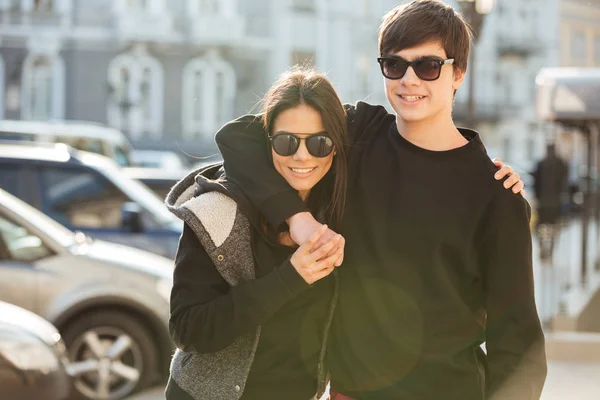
top-left (386, 54), bottom-right (446, 60)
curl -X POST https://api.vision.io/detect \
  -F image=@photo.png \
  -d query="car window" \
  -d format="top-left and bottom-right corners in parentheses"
top-left (114, 145), bottom-right (132, 167)
top-left (0, 214), bottom-right (52, 262)
top-left (56, 136), bottom-right (106, 156)
top-left (41, 167), bottom-right (130, 229)
top-left (0, 164), bottom-right (22, 198)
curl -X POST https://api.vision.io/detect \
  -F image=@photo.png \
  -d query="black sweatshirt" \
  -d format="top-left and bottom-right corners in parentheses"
top-left (215, 102), bottom-right (547, 400)
top-left (169, 223), bottom-right (334, 400)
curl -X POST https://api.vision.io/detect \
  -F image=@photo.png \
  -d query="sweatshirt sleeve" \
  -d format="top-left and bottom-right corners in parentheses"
top-left (480, 194), bottom-right (547, 399)
top-left (169, 224), bottom-right (310, 353)
top-left (215, 114), bottom-right (308, 229)
top-left (344, 101), bottom-right (393, 145)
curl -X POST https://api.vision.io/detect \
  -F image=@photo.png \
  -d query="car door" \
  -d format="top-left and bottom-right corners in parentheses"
top-left (0, 213), bottom-right (52, 312)
top-left (36, 165), bottom-right (160, 252)
top-left (0, 161), bottom-right (37, 205)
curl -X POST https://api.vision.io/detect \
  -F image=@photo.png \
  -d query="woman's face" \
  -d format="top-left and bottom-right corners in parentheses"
top-left (271, 104), bottom-right (334, 200)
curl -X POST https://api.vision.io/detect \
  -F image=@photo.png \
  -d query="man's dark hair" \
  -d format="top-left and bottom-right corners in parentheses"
top-left (378, 0), bottom-right (473, 73)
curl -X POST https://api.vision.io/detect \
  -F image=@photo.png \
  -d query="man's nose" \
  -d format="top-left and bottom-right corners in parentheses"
top-left (400, 65), bottom-right (421, 85)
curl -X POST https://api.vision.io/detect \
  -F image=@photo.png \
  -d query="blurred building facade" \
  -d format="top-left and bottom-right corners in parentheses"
top-left (554, 0), bottom-right (600, 183)
top-left (560, 0), bottom-right (600, 68)
top-left (0, 0), bottom-right (392, 155)
top-left (448, 0), bottom-right (561, 173)
top-left (0, 0), bottom-right (595, 161)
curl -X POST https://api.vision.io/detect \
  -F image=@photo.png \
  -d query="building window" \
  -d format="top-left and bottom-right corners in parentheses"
top-left (570, 29), bottom-right (587, 63)
top-left (182, 52), bottom-right (236, 139)
top-left (107, 48), bottom-right (164, 140)
top-left (21, 53), bottom-right (65, 120)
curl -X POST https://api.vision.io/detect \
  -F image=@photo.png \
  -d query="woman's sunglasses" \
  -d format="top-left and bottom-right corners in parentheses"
top-left (376, 56), bottom-right (455, 81)
top-left (269, 132), bottom-right (334, 158)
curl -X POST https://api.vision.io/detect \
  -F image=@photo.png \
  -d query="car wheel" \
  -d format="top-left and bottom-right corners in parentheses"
top-left (62, 310), bottom-right (159, 400)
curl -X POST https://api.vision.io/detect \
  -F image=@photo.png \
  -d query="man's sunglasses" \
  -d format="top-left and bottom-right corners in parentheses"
top-left (376, 56), bottom-right (455, 81)
top-left (269, 132), bottom-right (334, 158)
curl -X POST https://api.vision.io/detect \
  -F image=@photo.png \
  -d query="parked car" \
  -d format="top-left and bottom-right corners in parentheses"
top-left (0, 188), bottom-right (174, 400)
top-left (122, 167), bottom-right (187, 199)
top-left (0, 119), bottom-right (133, 167)
top-left (130, 149), bottom-right (186, 170)
top-left (191, 156), bottom-right (223, 171)
top-left (123, 160), bottom-right (224, 199)
top-left (0, 301), bottom-right (71, 400)
top-left (0, 141), bottom-right (182, 258)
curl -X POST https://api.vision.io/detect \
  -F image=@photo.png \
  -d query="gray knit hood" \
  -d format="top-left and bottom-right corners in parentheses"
top-left (165, 163), bottom-right (262, 234)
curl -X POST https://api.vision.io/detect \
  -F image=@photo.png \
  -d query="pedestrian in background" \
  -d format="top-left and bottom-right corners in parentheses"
top-left (532, 143), bottom-right (569, 261)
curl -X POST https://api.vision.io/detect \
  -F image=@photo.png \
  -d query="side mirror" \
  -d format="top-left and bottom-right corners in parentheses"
top-left (121, 202), bottom-right (143, 233)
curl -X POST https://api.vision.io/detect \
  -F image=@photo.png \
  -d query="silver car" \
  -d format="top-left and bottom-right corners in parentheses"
top-left (0, 301), bottom-right (71, 400)
top-left (0, 189), bottom-right (174, 400)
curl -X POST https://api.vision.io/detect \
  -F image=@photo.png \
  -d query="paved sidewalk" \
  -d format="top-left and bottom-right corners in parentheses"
top-left (542, 360), bottom-right (600, 399)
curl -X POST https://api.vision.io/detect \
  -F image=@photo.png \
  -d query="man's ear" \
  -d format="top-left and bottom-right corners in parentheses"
top-left (452, 68), bottom-right (466, 91)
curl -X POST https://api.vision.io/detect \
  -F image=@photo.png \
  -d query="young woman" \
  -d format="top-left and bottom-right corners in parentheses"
top-left (165, 68), bottom-right (348, 400)
top-left (164, 67), bottom-right (524, 400)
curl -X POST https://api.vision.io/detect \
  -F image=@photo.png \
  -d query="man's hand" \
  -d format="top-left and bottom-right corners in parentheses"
top-left (287, 212), bottom-right (345, 267)
top-left (493, 158), bottom-right (526, 198)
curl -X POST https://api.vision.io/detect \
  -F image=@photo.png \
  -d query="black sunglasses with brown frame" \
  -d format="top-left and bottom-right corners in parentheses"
top-left (377, 55), bottom-right (455, 81)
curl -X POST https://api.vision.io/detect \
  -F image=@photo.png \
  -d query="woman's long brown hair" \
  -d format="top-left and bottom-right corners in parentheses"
top-left (260, 67), bottom-right (348, 231)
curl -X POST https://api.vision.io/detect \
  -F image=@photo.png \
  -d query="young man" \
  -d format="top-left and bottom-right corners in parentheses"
top-left (215, 1), bottom-right (546, 399)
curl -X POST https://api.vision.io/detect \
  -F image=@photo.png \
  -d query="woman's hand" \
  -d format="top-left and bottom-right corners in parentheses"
top-left (288, 212), bottom-right (345, 266)
top-left (493, 158), bottom-right (526, 198)
top-left (290, 225), bottom-right (343, 285)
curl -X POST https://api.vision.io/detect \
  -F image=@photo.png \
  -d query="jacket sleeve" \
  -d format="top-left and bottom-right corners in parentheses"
top-left (169, 223), bottom-right (310, 353)
top-left (480, 194), bottom-right (547, 399)
top-left (215, 115), bottom-right (308, 229)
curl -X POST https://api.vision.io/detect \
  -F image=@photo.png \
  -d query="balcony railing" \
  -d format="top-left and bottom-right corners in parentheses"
top-left (497, 26), bottom-right (545, 57)
top-left (0, 8), bottom-right (67, 29)
top-left (113, 12), bottom-right (175, 41)
top-left (186, 14), bottom-right (245, 44)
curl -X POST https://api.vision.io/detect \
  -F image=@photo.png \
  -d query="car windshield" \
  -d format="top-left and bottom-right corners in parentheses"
top-left (0, 191), bottom-right (74, 248)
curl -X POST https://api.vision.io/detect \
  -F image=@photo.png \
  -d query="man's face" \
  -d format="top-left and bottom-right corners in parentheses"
top-left (382, 41), bottom-right (465, 125)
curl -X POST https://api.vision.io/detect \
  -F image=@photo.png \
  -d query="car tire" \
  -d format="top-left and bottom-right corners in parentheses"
top-left (62, 310), bottom-right (159, 400)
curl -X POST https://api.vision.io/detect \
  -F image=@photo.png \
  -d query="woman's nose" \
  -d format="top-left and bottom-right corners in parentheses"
top-left (292, 140), bottom-right (311, 160)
